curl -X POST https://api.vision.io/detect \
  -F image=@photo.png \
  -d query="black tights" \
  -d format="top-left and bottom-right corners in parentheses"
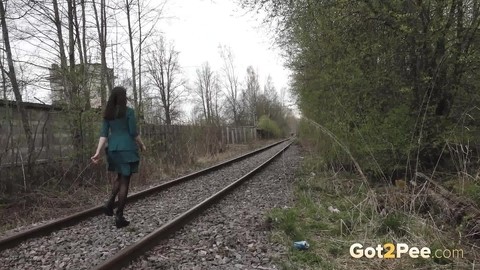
top-left (107, 173), bottom-right (131, 217)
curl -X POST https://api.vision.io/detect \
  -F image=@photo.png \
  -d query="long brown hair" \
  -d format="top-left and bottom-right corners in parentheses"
top-left (104, 86), bottom-right (127, 120)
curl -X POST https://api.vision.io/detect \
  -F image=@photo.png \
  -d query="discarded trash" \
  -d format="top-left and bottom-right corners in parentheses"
top-left (293, 241), bottom-right (310, 250)
top-left (328, 206), bottom-right (340, 213)
top-left (310, 172), bottom-right (316, 176)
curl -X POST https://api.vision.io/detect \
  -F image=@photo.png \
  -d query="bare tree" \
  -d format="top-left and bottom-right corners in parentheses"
top-left (137, 0), bottom-right (165, 120)
top-left (218, 45), bottom-right (241, 126)
top-left (50, 0), bottom-right (86, 162)
top-left (260, 75), bottom-right (278, 116)
top-left (0, 0), bottom-right (34, 168)
top-left (52, 0), bottom-right (69, 100)
top-left (112, 0), bottom-right (165, 119)
top-left (137, 0), bottom-right (143, 116)
top-left (92, 0), bottom-right (111, 106)
top-left (145, 37), bottom-right (185, 125)
top-left (74, 0), bottom-right (90, 108)
top-left (194, 62), bottom-right (221, 124)
top-left (264, 75), bottom-right (277, 102)
top-left (244, 66), bottom-right (260, 126)
top-left (212, 74), bottom-right (222, 124)
top-left (124, 0), bottom-right (139, 114)
top-left (0, 50), bottom-right (8, 100)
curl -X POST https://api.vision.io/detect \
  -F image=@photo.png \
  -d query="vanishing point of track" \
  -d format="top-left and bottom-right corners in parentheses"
top-left (0, 139), bottom-right (293, 269)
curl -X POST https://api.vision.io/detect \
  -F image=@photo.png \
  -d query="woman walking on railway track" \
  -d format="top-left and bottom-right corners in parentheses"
top-left (91, 86), bottom-right (146, 228)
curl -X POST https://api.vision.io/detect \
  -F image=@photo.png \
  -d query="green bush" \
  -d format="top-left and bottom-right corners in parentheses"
top-left (258, 115), bottom-right (283, 138)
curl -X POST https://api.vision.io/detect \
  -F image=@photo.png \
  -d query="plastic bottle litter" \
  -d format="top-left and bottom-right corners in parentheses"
top-left (293, 240), bottom-right (310, 250)
top-left (328, 206), bottom-right (340, 213)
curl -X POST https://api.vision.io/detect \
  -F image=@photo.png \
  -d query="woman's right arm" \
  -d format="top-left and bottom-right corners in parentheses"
top-left (91, 137), bottom-right (108, 163)
top-left (135, 135), bottom-right (146, 151)
top-left (91, 120), bottom-right (109, 163)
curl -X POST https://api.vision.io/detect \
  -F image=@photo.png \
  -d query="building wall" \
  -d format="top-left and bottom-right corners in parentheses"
top-left (49, 63), bottom-right (114, 109)
top-left (0, 100), bottom-right (69, 167)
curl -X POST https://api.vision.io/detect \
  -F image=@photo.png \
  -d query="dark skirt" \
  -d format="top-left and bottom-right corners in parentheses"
top-left (106, 148), bottom-right (140, 176)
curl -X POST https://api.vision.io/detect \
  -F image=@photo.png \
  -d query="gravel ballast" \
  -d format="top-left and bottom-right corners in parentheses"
top-left (126, 144), bottom-right (301, 270)
top-left (0, 141), bottom-right (297, 270)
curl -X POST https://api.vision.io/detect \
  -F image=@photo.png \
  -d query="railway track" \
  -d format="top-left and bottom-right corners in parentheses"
top-left (0, 139), bottom-right (294, 269)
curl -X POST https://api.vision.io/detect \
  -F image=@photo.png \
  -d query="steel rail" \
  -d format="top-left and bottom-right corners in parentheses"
top-left (0, 139), bottom-right (289, 251)
top-left (93, 140), bottom-right (293, 270)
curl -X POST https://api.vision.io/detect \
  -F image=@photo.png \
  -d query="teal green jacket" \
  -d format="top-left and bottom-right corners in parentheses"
top-left (100, 107), bottom-right (138, 151)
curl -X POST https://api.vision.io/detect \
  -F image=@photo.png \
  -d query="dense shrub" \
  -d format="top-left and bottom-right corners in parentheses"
top-left (258, 115), bottom-right (283, 138)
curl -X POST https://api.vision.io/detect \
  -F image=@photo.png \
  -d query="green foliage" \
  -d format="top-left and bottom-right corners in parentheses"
top-left (255, 89), bottom-right (293, 136)
top-left (465, 183), bottom-right (480, 206)
top-left (378, 212), bottom-right (408, 236)
top-left (268, 207), bottom-right (306, 241)
top-left (429, 241), bottom-right (454, 265)
top-left (258, 115), bottom-right (283, 138)
top-left (247, 0), bottom-right (480, 179)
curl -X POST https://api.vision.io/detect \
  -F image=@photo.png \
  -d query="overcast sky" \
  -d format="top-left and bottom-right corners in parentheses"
top-left (16, 0), bottom-right (294, 115)
top-left (160, 0), bottom-right (292, 107)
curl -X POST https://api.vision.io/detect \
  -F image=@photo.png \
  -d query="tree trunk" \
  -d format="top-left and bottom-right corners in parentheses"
top-left (73, 0), bottom-right (89, 109)
top-left (0, 0), bottom-right (35, 176)
top-left (92, 0), bottom-right (108, 107)
top-left (67, 0), bottom-right (75, 87)
top-left (81, 0), bottom-right (87, 66)
top-left (52, 0), bottom-right (69, 101)
top-left (67, 0), bottom-right (84, 163)
top-left (165, 107), bottom-right (171, 125)
top-left (126, 0), bottom-right (138, 115)
top-left (102, 0), bottom-right (112, 94)
top-left (137, 0), bottom-right (143, 121)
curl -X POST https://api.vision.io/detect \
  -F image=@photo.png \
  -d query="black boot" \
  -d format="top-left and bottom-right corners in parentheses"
top-left (115, 210), bottom-right (130, 228)
top-left (103, 202), bottom-right (114, 216)
top-left (103, 196), bottom-right (115, 216)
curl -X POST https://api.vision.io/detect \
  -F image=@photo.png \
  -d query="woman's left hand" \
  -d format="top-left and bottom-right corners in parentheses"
top-left (139, 142), bottom-right (147, 152)
top-left (91, 151), bottom-right (101, 164)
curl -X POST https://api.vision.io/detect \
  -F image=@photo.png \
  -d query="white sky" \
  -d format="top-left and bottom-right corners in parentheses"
top-left (14, 0), bottom-right (295, 116)
top-left (160, 0), bottom-right (292, 102)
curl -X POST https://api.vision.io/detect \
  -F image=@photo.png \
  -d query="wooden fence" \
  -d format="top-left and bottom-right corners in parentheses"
top-left (222, 126), bottom-right (257, 144)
